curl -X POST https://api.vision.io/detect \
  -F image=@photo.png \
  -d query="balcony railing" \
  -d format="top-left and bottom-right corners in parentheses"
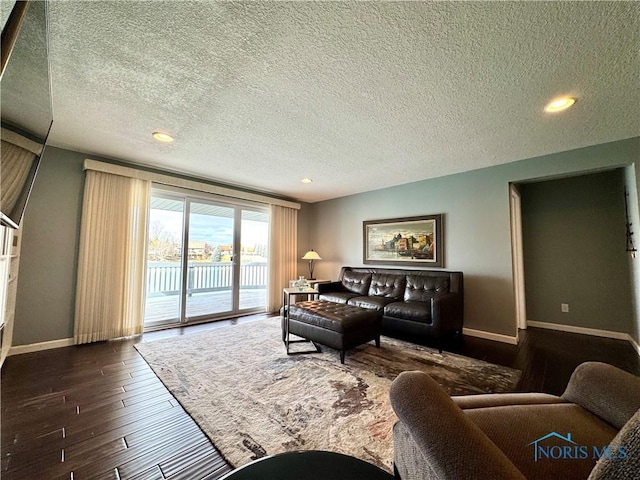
top-left (146, 262), bottom-right (268, 296)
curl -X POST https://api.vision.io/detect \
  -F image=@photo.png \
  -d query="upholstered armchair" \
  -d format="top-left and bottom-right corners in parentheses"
top-left (390, 362), bottom-right (640, 480)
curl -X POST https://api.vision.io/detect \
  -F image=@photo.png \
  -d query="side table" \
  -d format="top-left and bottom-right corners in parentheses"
top-left (282, 286), bottom-right (320, 355)
top-left (288, 279), bottom-right (330, 289)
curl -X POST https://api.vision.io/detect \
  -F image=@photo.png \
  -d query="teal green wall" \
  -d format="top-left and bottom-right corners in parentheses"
top-left (625, 164), bottom-right (640, 345)
top-left (310, 137), bottom-right (640, 337)
top-left (12, 138), bottom-right (640, 345)
top-left (520, 170), bottom-right (633, 332)
top-left (14, 146), bottom-right (84, 344)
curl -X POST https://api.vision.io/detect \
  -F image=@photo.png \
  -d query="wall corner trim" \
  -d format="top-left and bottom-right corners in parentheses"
top-left (9, 337), bottom-right (75, 356)
top-left (462, 327), bottom-right (519, 345)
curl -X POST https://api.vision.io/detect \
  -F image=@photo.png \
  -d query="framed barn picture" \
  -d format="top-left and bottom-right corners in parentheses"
top-left (363, 214), bottom-right (444, 267)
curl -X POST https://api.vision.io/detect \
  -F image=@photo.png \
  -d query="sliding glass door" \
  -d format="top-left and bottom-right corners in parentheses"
top-left (144, 189), bottom-right (269, 328)
top-left (145, 194), bottom-right (185, 325)
top-left (185, 202), bottom-right (235, 319)
top-left (239, 210), bottom-right (269, 310)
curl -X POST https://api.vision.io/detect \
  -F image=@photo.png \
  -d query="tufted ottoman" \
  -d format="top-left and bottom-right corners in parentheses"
top-left (284, 300), bottom-right (382, 363)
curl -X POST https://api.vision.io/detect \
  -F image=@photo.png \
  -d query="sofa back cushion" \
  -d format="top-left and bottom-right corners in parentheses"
top-left (341, 270), bottom-right (372, 295)
top-left (404, 275), bottom-right (450, 302)
top-left (369, 273), bottom-right (405, 299)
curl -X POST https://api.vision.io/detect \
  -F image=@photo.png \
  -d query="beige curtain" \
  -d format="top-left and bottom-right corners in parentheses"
top-left (267, 204), bottom-right (298, 312)
top-left (74, 170), bottom-right (150, 344)
top-left (0, 140), bottom-right (37, 216)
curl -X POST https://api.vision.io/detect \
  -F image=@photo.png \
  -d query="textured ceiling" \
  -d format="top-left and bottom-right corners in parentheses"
top-left (2, 0), bottom-right (51, 139)
top-left (43, 1), bottom-right (639, 203)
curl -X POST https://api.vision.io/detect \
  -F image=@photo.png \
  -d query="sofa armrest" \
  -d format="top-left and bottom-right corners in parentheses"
top-left (316, 281), bottom-right (345, 294)
top-left (390, 371), bottom-right (525, 480)
top-left (430, 292), bottom-right (463, 333)
top-left (561, 361), bottom-right (640, 429)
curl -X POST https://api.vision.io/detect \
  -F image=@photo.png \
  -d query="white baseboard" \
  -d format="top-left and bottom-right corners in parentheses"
top-left (527, 321), bottom-right (629, 340)
top-left (462, 327), bottom-right (519, 345)
top-left (9, 337), bottom-right (75, 356)
top-left (6, 326), bottom-right (638, 357)
top-left (527, 321), bottom-right (640, 356)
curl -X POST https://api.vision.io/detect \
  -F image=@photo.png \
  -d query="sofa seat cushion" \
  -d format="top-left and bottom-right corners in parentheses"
top-left (384, 301), bottom-right (431, 323)
top-left (319, 292), bottom-right (358, 304)
top-left (465, 403), bottom-right (617, 480)
top-left (347, 295), bottom-right (395, 311)
top-left (289, 300), bottom-right (381, 333)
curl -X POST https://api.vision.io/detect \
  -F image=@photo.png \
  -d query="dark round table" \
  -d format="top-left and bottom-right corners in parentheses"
top-left (219, 450), bottom-right (395, 480)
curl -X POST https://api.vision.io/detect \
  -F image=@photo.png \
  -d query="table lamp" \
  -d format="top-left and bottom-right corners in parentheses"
top-left (302, 250), bottom-right (322, 280)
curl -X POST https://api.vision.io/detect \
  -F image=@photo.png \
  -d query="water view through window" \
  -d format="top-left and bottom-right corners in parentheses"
top-left (144, 190), bottom-right (269, 327)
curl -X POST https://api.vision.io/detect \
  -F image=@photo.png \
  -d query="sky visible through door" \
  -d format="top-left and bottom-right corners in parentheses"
top-left (144, 193), bottom-right (269, 326)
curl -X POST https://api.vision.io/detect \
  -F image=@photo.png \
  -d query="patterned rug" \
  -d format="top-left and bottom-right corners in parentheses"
top-left (135, 317), bottom-right (520, 472)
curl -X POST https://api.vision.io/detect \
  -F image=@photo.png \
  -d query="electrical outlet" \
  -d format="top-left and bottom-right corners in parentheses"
top-left (561, 303), bottom-right (569, 313)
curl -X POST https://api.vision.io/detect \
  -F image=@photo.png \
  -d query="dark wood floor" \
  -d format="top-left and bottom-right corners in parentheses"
top-left (451, 327), bottom-right (640, 395)
top-left (2, 315), bottom-right (639, 479)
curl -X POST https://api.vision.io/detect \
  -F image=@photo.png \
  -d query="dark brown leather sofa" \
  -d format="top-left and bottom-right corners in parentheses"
top-left (316, 266), bottom-right (463, 351)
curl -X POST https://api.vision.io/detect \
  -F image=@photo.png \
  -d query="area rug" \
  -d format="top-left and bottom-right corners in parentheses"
top-left (135, 317), bottom-right (520, 472)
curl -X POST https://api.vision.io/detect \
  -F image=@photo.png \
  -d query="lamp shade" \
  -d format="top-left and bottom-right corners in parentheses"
top-left (302, 250), bottom-right (322, 260)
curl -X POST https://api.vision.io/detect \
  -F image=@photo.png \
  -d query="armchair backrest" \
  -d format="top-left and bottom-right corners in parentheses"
top-left (587, 407), bottom-right (640, 480)
top-left (390, 371), bottom-right (526, 480)
top-left (562, 362), bottom-right (640, 429)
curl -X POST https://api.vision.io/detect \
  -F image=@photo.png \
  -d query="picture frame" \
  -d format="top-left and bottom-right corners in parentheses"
top-left (363, 214), bottom-right (444, 267)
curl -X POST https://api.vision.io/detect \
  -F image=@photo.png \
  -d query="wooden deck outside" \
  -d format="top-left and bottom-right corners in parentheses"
top-left (144, 289), bottom-right (267, 323)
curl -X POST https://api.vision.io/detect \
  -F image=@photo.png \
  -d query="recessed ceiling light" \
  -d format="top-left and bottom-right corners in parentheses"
top-left (544, 97), bottom-right (576, 113)
top-left (152, 131), bottom-right (174, 143)
top-left (301, 178), bottom-right (313, 184)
